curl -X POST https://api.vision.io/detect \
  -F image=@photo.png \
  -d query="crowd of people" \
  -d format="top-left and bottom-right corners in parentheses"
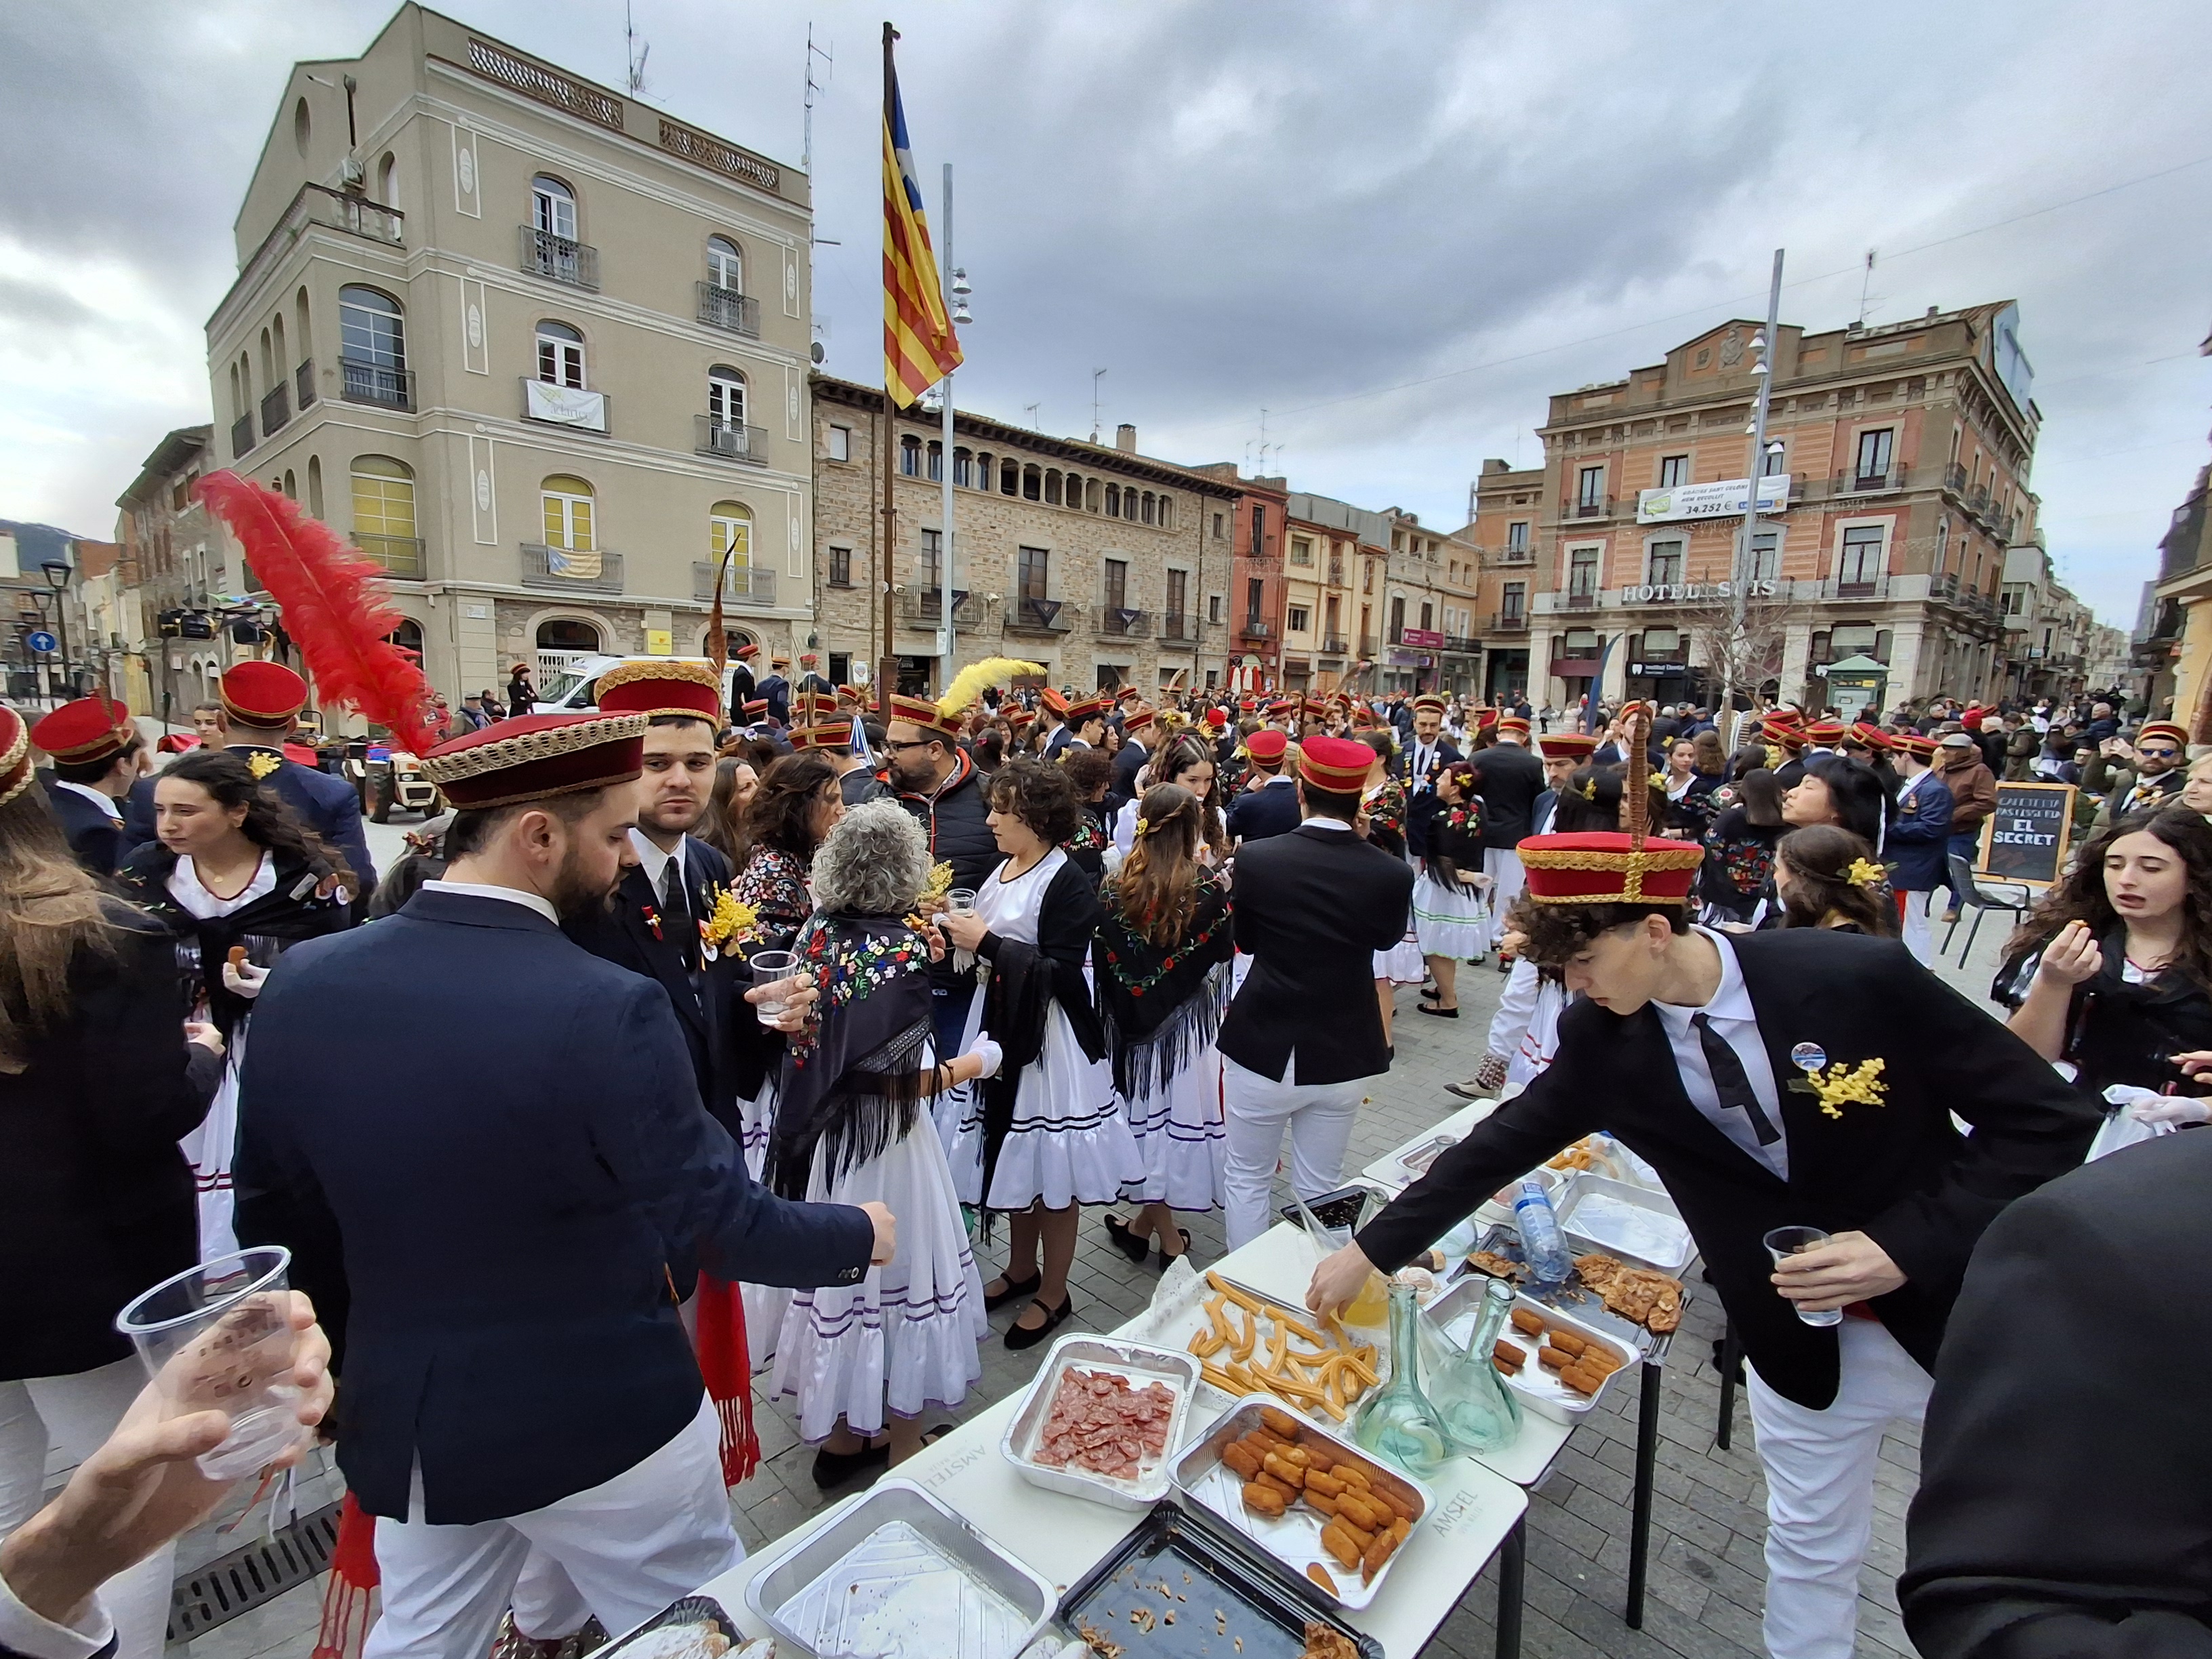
top-left (5, 645), bottom-right (2212, 1659)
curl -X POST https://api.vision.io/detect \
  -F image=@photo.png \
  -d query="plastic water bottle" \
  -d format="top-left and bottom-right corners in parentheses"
top-left (1513, 1179), bottom-right (1574, 1284)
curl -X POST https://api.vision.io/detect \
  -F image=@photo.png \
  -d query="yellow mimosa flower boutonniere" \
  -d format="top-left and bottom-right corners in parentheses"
top-left (697, 889), bottom-right (759, 960)
top-left (1788, 1057), bottom-right (1888, 1121)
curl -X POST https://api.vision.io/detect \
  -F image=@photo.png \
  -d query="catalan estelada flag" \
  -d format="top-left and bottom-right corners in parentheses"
top-left (882, 39), bottom-right (962, 407)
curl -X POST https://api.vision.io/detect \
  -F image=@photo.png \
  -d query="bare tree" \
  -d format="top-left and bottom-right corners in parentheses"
top-left (1688, 585), bottom-right (1799, 721)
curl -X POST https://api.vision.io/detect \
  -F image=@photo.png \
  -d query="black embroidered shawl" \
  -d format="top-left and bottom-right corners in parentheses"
top-left (1094, 871), bottom-right (1235, 1099)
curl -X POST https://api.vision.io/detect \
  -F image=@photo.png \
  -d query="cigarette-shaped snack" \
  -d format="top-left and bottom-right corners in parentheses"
top-left (1538, 1345), bottom-right (1575, 1372)
top-left (1321, 1522), bottom-right (1364, 1572)
top-left (1221, 1441), bottom-right (1263, 1480)
top-left (1577, 1345), bottom-right (1623, 1376)
top-left (1359, 1517), bottom-right (1410, 1584)
top-left (1333, 1461), bottom-right (1371, 1491)
top-left (1256, 1470), bottom-right (1298, 1501)
top-left (1263, 1451), bottom-right (1307, 1490)
top-left (1509, 1307), bottom-right (1545, 1336)
top-left (1242, 1480), bottom-right (1289, 1517)
top-left (1492, 1341), bottom-right (1525, 1373)
top-left (227, 945), bottom-right (249, 968)
top-left (1547, 1328), bottom-right (1586, 1358)
top-left (1559, 1365), bottom-right (1604, 1397)
top-left (1259, 1406), bottom-right (1303, 1439)
top-left (1307, 1563), bottom-right (1338, 1595)
top-left (1305, 1490), bottom-right (1340, 1517)
top-left (1334, 1492), bottom-right (1385, 1533)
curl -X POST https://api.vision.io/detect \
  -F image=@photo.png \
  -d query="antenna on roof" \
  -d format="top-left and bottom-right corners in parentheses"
top-left (802, 25), bottom-right (834, 176)
top-left (625, 0), bottom-right (651, 96)
top-left (1025, 403), bottom-right (1041, 429)
top-left (1856, 247), bottom-right (1881, 328)
top-left (1090, 369), bottom-right (1107, 443)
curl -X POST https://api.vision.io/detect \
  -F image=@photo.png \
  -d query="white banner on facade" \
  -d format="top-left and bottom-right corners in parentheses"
top-left (1636, 474), bottom-right (1788, 524)
top-left (525, 380), bottom-right (609, 432)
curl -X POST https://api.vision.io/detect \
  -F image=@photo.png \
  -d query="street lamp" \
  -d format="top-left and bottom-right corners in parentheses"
top-left (39, 560), bottom-right (70, 695)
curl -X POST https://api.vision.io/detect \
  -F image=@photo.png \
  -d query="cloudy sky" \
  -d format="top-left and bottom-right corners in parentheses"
top-left (5, 0), bottom-right (2208, 626)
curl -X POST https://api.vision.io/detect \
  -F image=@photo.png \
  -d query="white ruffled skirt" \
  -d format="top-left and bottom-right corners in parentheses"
top-left (1372, 898), bottom-right (1427, 983)
top-left (766, 1120), bottom-right (987, 1441)
top-left (1118, 1044), bottom-right (1227, 1212)
top-left (736, 1076), bottom-right (775, 1181)
top-left (941, 990), bottom-right (1144, 1210)
top-left (1413, 871), bottom-right (1492, 961)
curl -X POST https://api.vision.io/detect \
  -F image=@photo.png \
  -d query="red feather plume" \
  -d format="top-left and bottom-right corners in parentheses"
top-left (196, 471), bottom-right (444, 756)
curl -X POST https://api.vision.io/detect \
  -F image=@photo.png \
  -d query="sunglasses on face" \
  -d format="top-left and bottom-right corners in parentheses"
top-left (2140, 746), bottom-right (2180, 760)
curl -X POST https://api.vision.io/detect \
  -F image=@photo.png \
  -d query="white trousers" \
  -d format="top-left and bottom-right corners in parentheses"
top-left (0, 1357), bottom-right (176, 1659)
top-left (1746, 1317), bottom-right (1931, 1659)
top-left (363, 1397), bottom-right (739, 1659)
top-left (1898, 888), bottom-right (1938, 967)
top-left (1221, 1054), bottom-right (1368, 1250)
top-left (1481, 848), bottom-right (1525, 949)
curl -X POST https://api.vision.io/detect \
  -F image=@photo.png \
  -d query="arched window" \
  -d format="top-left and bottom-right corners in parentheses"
top-left (294, 288), bottom-right (311, 371)
top-left (900, 436), bottom-right (922, 477)
top-left (1022, 464), bottom-right (1042, 501)
top-left (306, 455), bottom-right (323, 518)
top-left (708, 366), bottom-right (746, 430)
top-left (282, 468), bottom-right (295, 499)
top-left (339, 286), bottom-right (405, 406)
top-left (272, 314), bottom-right (287, 376)
top-left (1158, 495), bottom-right (1174, 531)
top-left (709, 500), bottom-right (752, 576)
top-left (1000, 459), bottom-right (1018, 496)
top-left (1065, 471), bottom-right (1082, 508)
top-left (1105, 483), bottom-right (1121, 517)
top-left (926, 441), bottom-right (943, 483)
top-left (1141, 491), bottom-right (1156, 526)
top-left (260, 326), bottom-right (275, 387)
top-left (536, 619), bottom-right (600, 651)
top-left (352, 456), bottom-right (417, 554)
top-left (536, 320), bottom-right (584, 388)
top-left (532, 174), bottom-right (577, 239)
top-left (386, 618), bottom-right (424, 656)
top-left (1044, 470), bottom-right (1062, 506)
top-left (376, 151), bottom-right (398, 210)
top-left (541, 474), bottom-right (595, 550)
top-left (953, 447), bottom-right (975, 488)
top-left (1126, 489), bottom-right (1142, 522)
top-left (705, 235), bottom-right (742, 293)
top-left (975, 453), bottom-right (992, 489)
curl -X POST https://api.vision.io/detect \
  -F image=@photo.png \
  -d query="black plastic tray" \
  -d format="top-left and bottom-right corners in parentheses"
top-left (1277, 1185), bottom-right (1377, 1235)
top-left (1059, 1497), bottom-right (1381, 1659)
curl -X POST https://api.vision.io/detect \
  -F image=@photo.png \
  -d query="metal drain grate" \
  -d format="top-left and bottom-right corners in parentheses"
top-left (168, 1500), bottom-right (344, 1643)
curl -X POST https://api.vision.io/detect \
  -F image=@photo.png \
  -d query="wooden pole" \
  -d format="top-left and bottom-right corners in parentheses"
top-left (877, 22), bottom-right (901, 708)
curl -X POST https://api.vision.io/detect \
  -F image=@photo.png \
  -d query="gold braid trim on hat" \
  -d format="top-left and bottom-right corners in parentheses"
top-left (595, 660), bottom-right (720, 693)
top-left (0, 718), bottom-right (32, 807)
top-left (419, 713), bottom-right (649, 785)
top-left (1519, 840), bottom-right (1703, 904)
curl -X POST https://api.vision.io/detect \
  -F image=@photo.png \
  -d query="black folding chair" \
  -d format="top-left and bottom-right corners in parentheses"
top-left (1941, 851), bottom-right (2032, 962)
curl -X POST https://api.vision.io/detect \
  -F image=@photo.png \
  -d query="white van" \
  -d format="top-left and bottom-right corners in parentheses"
top-left (529, 655), bottom-right (750, 716)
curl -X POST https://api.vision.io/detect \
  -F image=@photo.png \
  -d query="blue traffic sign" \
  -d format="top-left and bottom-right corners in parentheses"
top-left (25, 631), bottom-right (57, 655)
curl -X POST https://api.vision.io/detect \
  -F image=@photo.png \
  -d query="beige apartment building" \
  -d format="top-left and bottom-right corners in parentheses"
top-left (1380, 511), bottom-right (1483, 697)
top-left (811, 377), bottom-right (1242, 696)
top-left (205, 4), bottom-right (816, 705)
top-left (1496, 302), bottom-right (2037, 714)
top-left (1469, 459), bottom-right (1545, 703)
top-left (1274, 493), bottom-right (1389, 695)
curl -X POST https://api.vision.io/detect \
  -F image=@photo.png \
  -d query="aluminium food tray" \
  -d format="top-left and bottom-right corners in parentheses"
top-left (1057, 1498), bottom-right (1380, 1659)
top-left (1169, 1400), bottom-right (1431, 1614)
top-left (1550, 1174), bottom-right (1697, 1277)
top-left (1001, 1334), bottom-right (1201, 1511)
top-left (591, 1596), bottom-right (743, 1659)
top-left (744, 1477), bottom-right (1056, 1659)
top-left (1422, 1277), bottom-right (1634, 1425)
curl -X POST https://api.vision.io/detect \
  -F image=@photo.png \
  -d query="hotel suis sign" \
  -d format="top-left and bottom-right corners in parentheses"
top-left (1620, 578), bottom-right (1780, 604)
top-left (1636, 475), bottom-right (1789, 525)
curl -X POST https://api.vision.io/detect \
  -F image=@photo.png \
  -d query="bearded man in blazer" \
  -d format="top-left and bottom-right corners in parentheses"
top-left (1309, 813), bottom-right (2095, 1659)
top-left (1217, 735), bottom-right (1415, 1249)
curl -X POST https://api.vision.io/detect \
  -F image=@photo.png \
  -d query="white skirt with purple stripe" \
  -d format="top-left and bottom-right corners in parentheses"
top-left (767, 1109), bottom-right (987, 1441)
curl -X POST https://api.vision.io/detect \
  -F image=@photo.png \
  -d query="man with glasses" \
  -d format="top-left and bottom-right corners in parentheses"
top-left (2091, 720), bottom-right (2190, 831)
top-left (884, 694), bottom-right (998, 1057)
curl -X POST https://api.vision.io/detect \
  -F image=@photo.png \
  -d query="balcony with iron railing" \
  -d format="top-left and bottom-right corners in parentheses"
top-left (356, 535), bottom-right (424, 579)
top-left (898, 587), bottom-right (980, 626)
top-left (523, 542), bottom-right (623, 593)
top-left (518, 225), bottom-right (599, 290)
top-left (1006, 596), bottom-right (1078, 634)
top-left (1358, 634), bottom-right (1376, 657)
top-left (1572, 494), bottom-right (1614, 519)
top-left (223, 186), bottom-right (403, 329)
top-left (1321, 634), bottom-right (1349, 654)
top-left (1566, 588), bottom-right (1598, 609)
top-left (695, 283), bottom-right (761, 337)
top-left (690, 562), bottom-right (779, 607)
top-left (1944, 462), bottom-right (1969, 493)
top-left (1490, 611), bottom-right (1530, 633)
top-left (1482, 545), bottom-right (1536, 569)
top-left (294, 359), bottom-right (316, 410)
top-left (1095, 607), bottom-right (1152, 640)
top-left (340, 358), bottom-right (413, 411)
top-left (230, 413), bottom-right (255, 461)
top-left (1158, 614), bottom-right (1199, 645)
top-left (1834, 466), bottom-right (1906, 496)
top-left (695, 415), bottom-right (767, 464)
top-left (1441, 635), bottom-right (1481, 654)
top-left (1240, 617), bottom-right (1274, 640)
top-left (1823, 573), bottom-right (1891, 600)
top-left (1327, 560), bottom-right (1346, 586)
top-left (258, 381), bottom-right (289, 438)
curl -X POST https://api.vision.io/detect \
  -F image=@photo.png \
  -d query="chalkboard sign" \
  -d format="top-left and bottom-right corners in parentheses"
top-left (1978, 781), bottom-right (2076, 888)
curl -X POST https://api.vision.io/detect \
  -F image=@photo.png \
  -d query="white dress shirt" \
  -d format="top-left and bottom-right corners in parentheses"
top-left (1649, 926), bottom-right (1789, 1180)
top-left (0, 1568), bottom-right (112, 1659)
top-left (1409, 742), bottom-right (1439, 792)
top-left (420, 878), bottom-right (559, 925)
top-left (628, 829), bottom-right (689, 909)
top-left (47, 779), bottom-right (123, 824)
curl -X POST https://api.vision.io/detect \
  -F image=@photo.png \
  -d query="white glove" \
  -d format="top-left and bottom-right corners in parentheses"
top-left (220, 958), bottom-right (270, 1000)
top-left (2133, 1095), bottom-right (2212, 1126)
top-left (966, 1038), bottom-right (1004, 1080)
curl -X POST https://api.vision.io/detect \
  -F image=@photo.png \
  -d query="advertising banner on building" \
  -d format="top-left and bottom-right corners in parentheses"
top-left (1635, 474), bottom-right (1788, 525)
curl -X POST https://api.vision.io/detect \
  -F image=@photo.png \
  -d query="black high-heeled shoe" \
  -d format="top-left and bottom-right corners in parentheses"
top-left (1101, 1214), bottom-right (1151, 1263)
top-left (983, 1270), bottom-right (1043, 1311)
top-left (1155, 1227), bottom-right (1193, 1268)
top-left (1004, 1294), bottom-right (1074, 1351)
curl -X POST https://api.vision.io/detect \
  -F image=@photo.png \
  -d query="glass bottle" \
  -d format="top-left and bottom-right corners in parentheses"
top-left (1353, 1281), bottom-right (1454, 1477)
top-left (1428, 1277), bottom-right (1523, 1455)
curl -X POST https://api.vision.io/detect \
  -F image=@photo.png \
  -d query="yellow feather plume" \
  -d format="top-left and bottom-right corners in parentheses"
top-left (935, 657), bottom-right (1044, 718)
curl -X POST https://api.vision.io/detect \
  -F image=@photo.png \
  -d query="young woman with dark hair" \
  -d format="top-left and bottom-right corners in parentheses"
top-left (1783, 753), bottom-right (1888, 851)
top-left (1111, 733), bottom-right (1225, 864)
top-left (1059, 746), bottom-right (1117, 880)
top-left (1698, 768), bottom-right (1787, 926)
top-left (695, 755), bottom-right (759, 867)
top-left (1356, 729), bottom-right (1426, 1036)
top-left (1660, 737), bottom-right (1722, 839)
top-left (1414, 760), bottom-right (1492, 1017)
top-left (731, 753), bottom-right (845, 954)
top-left (935, 760), bottom-right (1142, 1349)
top-left (1097, 782), bottom-right (1235, 1268)
top-left (1997, 806), bottom-right (2212, 1098)
top-left (113, 747), bottom-right (353, 1258)
top-left (1773, 825), bottom-right (1900, 937)
top-left (0, 711), bottom-right (221, 1659)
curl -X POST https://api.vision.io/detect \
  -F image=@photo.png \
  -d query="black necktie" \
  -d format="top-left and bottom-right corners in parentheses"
top-left (1691, 1012), bottom-right (1780, 1146)
top-left (659, 859), bottom-right (701, 989)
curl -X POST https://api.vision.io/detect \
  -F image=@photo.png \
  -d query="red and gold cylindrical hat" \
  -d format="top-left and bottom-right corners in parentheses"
top-left (29, 696), bottom-right (136, 765)
top-left (1539, 731), bottom-right (1599, 762)
top-left (220, 661), bottom-right (307, 724)
top-left (883, 692), bottom-right (964, 740)
top-left (419, 712), bottom-right (647, 810)
top-left (1848, 722), bottom-right (1893, 752)
top-left (1126, 708), bottom-right (1158, 737)
top-left (1246, 729), bottom-right (1289, 762)
top-left (2137, 720), bottom-right (2190, 750)
top-left (787, 723), bottom-right (851, 752)
top-left (1265, 697), bottom-right (1297, 718)
top-left (1472, 706), bottom-right (1501, 733)
top-left (1520, 831), bottom-right (1704, 905)
top-left (1498, 714), bottom-right (1531, 737)
top-left (1761, 714), bottom-right (1806, 747)
top-left (1063, 695), bottom-right (1111, 724)
top-left (1115, 686), bottom-right (1142, 705)
top-left (740, 698), bottom-right (771, 720)
top-left (1412, 693), bottom-right (1449, 715)
top-left (1038, 687), bottom-right (1069, 718)
top-left (1297, 733), bottom-right (1372, 793)
top-left (593, 660), bottom-right (722, 722)
top-left (1204, 707), bottom-right (1227, 729)
top-left (0, 705), bottom-right (35, 805)
top-left (1893, 733), bottom-right (1938, 759)
top-left (1805, 718), bottom-right (1846, 747)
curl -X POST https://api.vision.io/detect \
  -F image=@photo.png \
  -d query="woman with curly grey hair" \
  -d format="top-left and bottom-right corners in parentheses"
top-left (760, 801), bottom-right (996, 1486)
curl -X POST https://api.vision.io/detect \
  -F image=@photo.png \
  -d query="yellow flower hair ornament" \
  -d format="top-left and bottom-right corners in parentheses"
top-left (1845, 857), bottom-right (1886, 890)
top-left (1647, 770), bottom-right (1668, 791)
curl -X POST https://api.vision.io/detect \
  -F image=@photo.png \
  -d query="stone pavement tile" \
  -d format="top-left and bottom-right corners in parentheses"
top-left (175, 1581), bottom-right (329, 1659)
top-left (1655, 1529), bottom-right (1768, 1619)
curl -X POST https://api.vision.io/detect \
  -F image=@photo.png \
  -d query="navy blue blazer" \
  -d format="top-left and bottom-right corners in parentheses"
top-left (228, 745), bottom-right (378, 894)
top-left (122, 773), bottom-right (158, 855)
top-left (1226, 776), bottom-right (1300, 843)
top-left (43, 782), bottom-right (125, 876)
top-left (1887, 767), bottom-right (1957, 891)
top-left (233, 888), bottom-right (874, 1524)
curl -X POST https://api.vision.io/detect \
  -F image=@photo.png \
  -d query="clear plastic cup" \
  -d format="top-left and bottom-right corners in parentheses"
top-left (1763, 1226), bottom-right (1843, 1328)
top-left (945, 888), bottom-right (979, 916)
top-left (115, 1246), bottom-right (308, 1480)
top-left (750, 949), bottom-right (800, 1027)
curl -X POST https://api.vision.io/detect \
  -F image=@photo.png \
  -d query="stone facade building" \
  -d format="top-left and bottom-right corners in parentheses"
top-left (1510, 302), bottom-right (2039, 714)
top-left (810, 377), bottom-right (1241, 697)
top-left (1274, 493), bottom-right (1389, 696)
top-left (1382, 511), bottom-right (1482, 697)
top-left (204, 3), bottom-right (817, 709)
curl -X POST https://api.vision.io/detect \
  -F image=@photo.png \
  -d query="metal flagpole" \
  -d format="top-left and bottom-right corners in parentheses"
top-left (937, 162), bottom-right (956, 678)
top-left (1725, 247), bottom-right (1784, 722)
top-left (878, 22), bottom-right (901, 706)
